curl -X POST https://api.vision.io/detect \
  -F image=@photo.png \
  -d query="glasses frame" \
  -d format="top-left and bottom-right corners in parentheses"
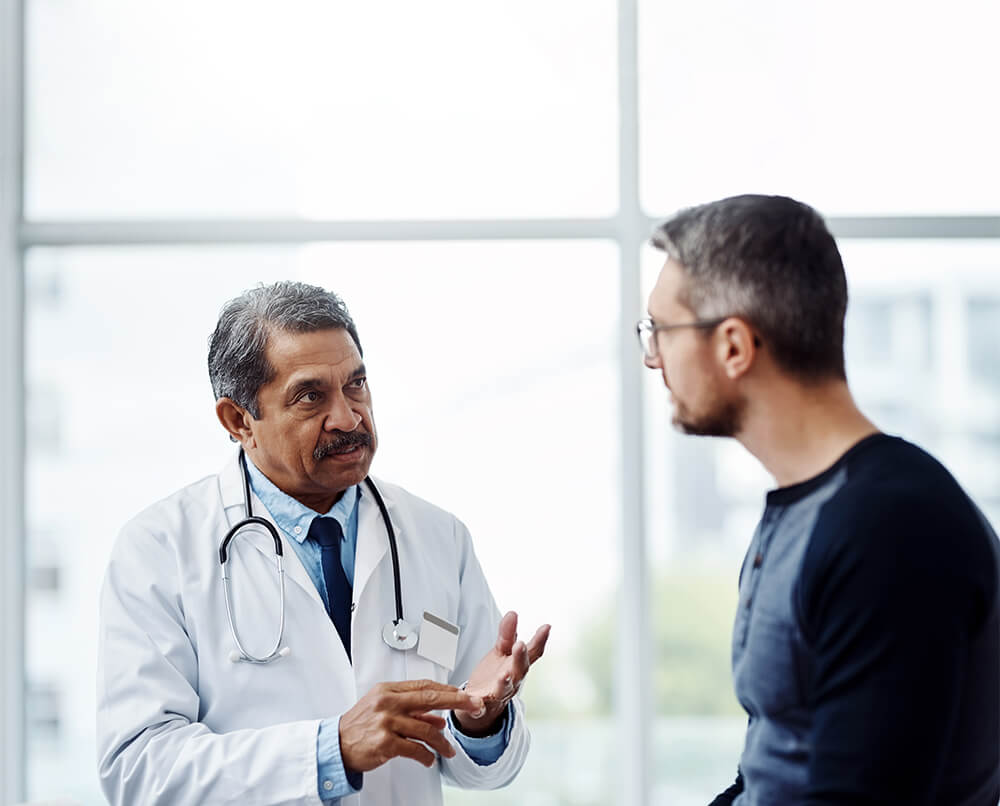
top-left (635, 316), bottom-right (729, 360)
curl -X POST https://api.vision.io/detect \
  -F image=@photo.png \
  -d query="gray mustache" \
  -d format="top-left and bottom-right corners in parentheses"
top-left (313, 431), bottom-right (373, 461)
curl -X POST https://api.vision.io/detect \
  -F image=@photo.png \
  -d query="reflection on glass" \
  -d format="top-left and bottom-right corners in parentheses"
top-left (968, 299), bottom-right (1000, 390)
top-left (26, 0), bottom-right (616, 219)
top-left (25, 241), bottom-right (620, 805)
top-left (641, 239), bottom-right (1000, 805)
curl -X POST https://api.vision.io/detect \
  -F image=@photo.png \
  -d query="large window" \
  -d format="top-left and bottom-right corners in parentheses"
top-left (636, 5), bottom-right (1000, 803)
top-left (24, 243), bottom-right (621, 804)
top-left (3, 2), bottom-right (1000, 806)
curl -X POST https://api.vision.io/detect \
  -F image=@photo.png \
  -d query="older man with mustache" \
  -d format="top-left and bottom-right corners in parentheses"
top-left (97, 281), bottom-right (550, 806)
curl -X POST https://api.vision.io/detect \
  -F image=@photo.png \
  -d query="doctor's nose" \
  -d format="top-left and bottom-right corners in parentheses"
top-left (324, 394), bottom-right (362, 432)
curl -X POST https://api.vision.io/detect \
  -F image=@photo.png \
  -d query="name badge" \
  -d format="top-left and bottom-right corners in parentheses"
top-left (417, 611), bottom-right (460, 670)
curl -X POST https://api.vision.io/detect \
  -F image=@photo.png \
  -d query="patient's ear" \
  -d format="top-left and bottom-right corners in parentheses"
top-left (715, 318), bottom-right (758, 380)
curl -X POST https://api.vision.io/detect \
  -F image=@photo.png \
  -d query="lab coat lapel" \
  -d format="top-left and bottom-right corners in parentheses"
top-left (217, 452), bottom-right (326, 613)
top-left (353, 479), bottom-right (392, 607)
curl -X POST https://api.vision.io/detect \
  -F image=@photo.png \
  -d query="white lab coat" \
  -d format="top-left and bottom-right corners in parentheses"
top-left (97, 453), bottom-right (529, 805)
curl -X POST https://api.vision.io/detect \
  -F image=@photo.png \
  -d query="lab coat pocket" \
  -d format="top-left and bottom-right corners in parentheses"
top-left (402, 600), bottom-right (459, 685)
top-left (404, 651), bottom-right (450, 685)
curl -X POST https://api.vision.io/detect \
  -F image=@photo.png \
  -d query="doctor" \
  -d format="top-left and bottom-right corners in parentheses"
top-left (97, 281), bottom-right (551, 805)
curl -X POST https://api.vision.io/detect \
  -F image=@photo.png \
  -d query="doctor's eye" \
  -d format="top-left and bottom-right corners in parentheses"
top-left (298, 390), bottom-right (323, 404)
top-left (347, 377), bottom-right (368, 390)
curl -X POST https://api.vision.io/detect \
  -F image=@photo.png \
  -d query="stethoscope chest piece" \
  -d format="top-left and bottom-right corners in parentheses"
top-left (382, 619), bottom-right (418, 651)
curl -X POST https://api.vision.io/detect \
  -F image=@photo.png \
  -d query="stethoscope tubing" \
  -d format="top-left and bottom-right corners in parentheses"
top-left (219, 448), bottom-right (406, 663)
top-left (360, 475), bottom-right (405, 626)
top-left (222, 549), bottom-right (288, 664)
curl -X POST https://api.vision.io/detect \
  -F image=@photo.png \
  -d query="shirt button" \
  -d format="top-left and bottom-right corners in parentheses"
top-left (323, 780), bottom-right (333, 791)
top-left (293, 526), bottom-right (302, 535)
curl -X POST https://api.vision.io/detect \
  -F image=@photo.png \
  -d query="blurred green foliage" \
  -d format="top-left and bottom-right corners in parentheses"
top-left (525, 572), bottom-right (742, 718)
top-left (649, 573), bottom-right (742, 715)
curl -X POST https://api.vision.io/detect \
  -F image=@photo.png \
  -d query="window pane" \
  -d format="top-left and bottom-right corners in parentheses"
top-left (840, 240), bottom-right (1000, 520)
top-left (968, 299), bottom-right (1000, 390)
top-left (639, 0), bottom-right (1000, 216)
top-left (26, 0), bottom-right (617, 219)
top-left (640, 239), bottom-right (1000, 804)
top-left (25, 241), bottom-right (620, 804)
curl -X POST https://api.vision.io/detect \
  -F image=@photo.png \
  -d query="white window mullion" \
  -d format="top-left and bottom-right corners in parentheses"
top-left (2, 0), bottom-right (27, 801)
top-left (617, 0), bottom-right (651, 804)
top-left (19, 218), bottom-right (620, 246)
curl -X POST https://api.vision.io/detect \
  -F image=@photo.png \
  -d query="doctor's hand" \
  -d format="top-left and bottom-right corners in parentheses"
top-left (452, 611), bottom-right (551, 737)
top-left (339, 680), bottom-right (485, 774)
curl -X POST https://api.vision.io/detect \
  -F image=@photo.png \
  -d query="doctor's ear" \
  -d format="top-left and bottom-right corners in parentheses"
top-left (215, 398), bottom-right (256, 448)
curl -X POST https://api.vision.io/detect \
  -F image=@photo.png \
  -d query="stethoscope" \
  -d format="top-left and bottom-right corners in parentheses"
top-left (219, 449), bottom-right (418, 663)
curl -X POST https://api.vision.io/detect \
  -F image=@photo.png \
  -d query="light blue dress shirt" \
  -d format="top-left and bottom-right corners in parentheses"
top-left (244, 459), bottom-right (512, 802)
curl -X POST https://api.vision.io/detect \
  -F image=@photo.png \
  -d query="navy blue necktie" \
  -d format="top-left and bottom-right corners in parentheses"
top-left (308, 517), bottom-right (352, 660)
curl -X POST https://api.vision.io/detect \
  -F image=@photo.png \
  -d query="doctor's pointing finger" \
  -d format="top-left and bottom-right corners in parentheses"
top-left (339, 680), bottom-right (485, 772)
top-left (97, 282), bottom-right (550, 806)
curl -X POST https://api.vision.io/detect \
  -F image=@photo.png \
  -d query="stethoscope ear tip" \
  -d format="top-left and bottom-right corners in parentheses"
top-left (228, 650), bottom-right (242, 663)
top-left (278, 646), bottom-right (291, 657)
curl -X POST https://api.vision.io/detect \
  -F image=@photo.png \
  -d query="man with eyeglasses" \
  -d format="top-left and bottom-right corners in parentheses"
top-left (640, 195), bottom-right (1000, 805)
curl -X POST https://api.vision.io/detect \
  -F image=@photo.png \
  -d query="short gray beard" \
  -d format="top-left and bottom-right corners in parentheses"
top-left (673, 394), bottom-right (746, 438)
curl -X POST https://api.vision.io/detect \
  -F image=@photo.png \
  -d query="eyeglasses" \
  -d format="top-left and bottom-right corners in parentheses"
top-left (635, 316), bottom-right (728, 360)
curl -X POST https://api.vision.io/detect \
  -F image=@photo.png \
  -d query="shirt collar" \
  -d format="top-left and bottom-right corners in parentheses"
top-left (243, 456), bottom-right (360, 545)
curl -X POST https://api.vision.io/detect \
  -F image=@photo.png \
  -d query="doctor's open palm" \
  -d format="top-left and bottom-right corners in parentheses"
top-left (452, 611), bottom-right (551, 737)
top-left (339, 612), bottom-right (550, 775)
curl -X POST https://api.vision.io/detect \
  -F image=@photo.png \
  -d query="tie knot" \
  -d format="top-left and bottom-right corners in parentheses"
top-left (309, 517), bottom-right (343, 549)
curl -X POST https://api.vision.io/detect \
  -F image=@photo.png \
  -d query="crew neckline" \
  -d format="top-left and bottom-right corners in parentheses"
top-left (765, 432), bottom-right (894, 507)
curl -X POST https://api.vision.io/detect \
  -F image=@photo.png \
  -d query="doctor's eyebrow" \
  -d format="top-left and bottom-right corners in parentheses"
top-left (286, 364), bottom-right (366, 399)
top-left (286, 378), bottom-right (325, 400)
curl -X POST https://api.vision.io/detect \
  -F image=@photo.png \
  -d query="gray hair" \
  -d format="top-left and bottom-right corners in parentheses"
top-left (651, 194), bottom-right (847, 381)
top-left (208, 281), bottom-right (363, 419)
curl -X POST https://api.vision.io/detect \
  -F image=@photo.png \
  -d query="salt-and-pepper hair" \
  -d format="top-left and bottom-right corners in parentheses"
top-left (208, 281), bottom-right (362, 419)
top-left (651, 194), bottom-right (848, 381)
